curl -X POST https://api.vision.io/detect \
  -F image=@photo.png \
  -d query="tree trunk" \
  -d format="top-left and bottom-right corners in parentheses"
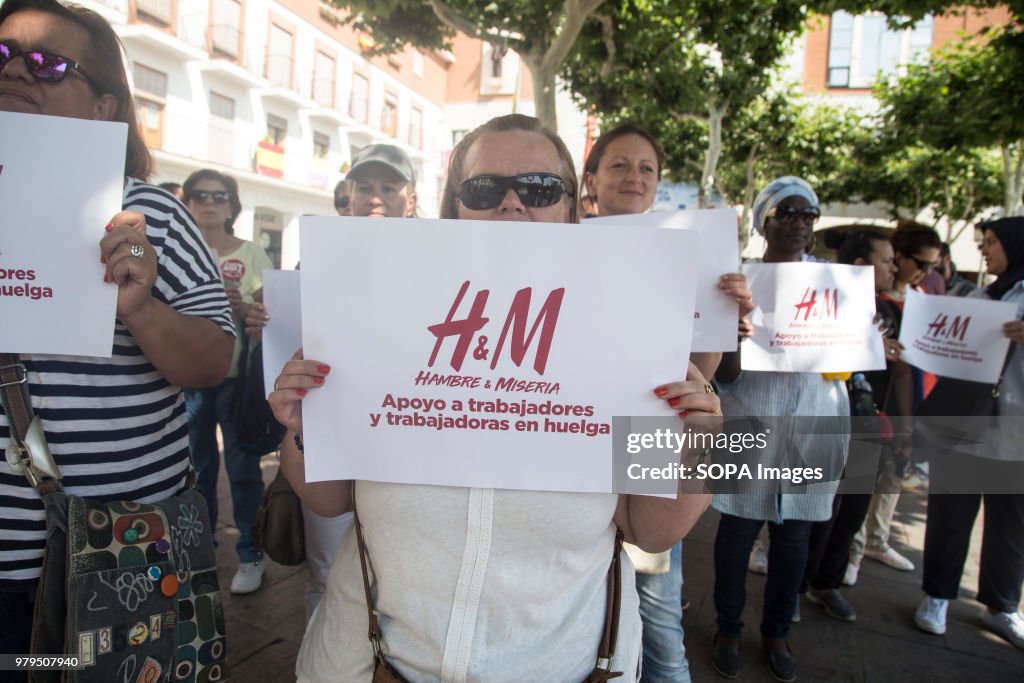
top-left (1002, 143), bottom-right (1024, 215)
top-left (523, 56), bottom-right (559, 132)
top-left (739, 143), bottom-right (759, 251)
top-left (699, 102), bottom-right (726, 209)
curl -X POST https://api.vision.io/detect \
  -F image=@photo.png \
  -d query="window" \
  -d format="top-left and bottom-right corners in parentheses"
top-left (827, 11), bottom-right (933, 88)
top-left (133, 64), bottom-right (167, 150)
top-left (349, 73), bottom-right (368, 123)
top-left (412, 51), bottom-right (424, 77)
top-left (210, 0), bottom-right (241, 59)
top-left (381, 92), bottom-right (398, 137)
top-left (266, 114), bottom-right (287, 145)
top-left (313, 50), bottom-right (335, 108)
top-left (313, 132), bottom-right (330, 159)
top-left (480, 43), bottom-right (516, 95)
top-left (266, 23), bottom-right (293, 88)
top-left (409, 107), bottom-right (423, 149)
top-left (135, 0), bottom-right (174, 28)
top-left (208, 91), bottom-right (235, 165)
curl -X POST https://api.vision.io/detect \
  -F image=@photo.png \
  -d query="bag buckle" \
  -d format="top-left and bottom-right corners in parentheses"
top-left (5, 416), bottom-right (60, 488)
top-left (0, 362), bottom-right (27, 388)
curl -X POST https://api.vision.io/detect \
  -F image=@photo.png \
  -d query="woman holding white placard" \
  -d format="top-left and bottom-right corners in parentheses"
top-left (914, 216), bottom-right (1024, 649)
top-left (582, 122), bottom-right (753, 683)
top-left (710, 176), bottom-right (850, 683)
top-left (0, 0), bottom-right (233, 669)
top-left (269, 114), bottom-right (717, 681)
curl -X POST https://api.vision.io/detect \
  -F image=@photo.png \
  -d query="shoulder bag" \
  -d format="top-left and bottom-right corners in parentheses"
top-left (252, 466), bottom-right (305, 566)
top-left (354, 513), bottom-right (624, 682)
top-left (1, 353), bottom-right (229, 683)
top-left (233, 335), bottom-right (286, 457)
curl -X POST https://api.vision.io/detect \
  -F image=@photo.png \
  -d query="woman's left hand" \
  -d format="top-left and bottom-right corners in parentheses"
top-left (654, 362), bottom-right (722, 423)
top-left (100, 210), bottom-right (157, 320)
top-left (718, 273), bottom-right (755, 316)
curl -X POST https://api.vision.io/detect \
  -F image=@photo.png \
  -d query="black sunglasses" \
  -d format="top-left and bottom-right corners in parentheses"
top-left (910, 255), bottom-right (939, 272)
top-left (0, 41), bottom-right (98, 89)
top-left (767, 205), bottom-right (821, 224)
top-left (188, 190), bottom-right (230, 205)
top-left (335, 195), bottom-right (350, 210)
top-left (458, 173), bottom-right (566, 211)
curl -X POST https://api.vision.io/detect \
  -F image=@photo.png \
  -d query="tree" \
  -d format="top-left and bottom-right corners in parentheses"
top-left (563, 0), bottom-right (823, 207)
top-left (328, 0), bottom-right (608, 130)
top-left (876, 27), bottom-right (1024, 215)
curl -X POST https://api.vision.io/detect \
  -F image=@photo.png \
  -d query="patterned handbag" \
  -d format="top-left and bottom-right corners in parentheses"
top-left (1, 354), bottom-right (229, 683)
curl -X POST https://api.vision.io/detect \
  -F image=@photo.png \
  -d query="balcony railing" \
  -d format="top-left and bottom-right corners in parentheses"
top-left (265, 54), bottom-right (293, 89)
top-left (311, 78), bottom-right (335, 108)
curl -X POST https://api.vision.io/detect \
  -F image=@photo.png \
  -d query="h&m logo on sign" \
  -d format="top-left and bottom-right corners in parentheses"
top-left (427, 280), bottom-right (565, 375)
top-left (927, 313), bottom-right (971, 341)
top-left (794, 286), bottom-right (839, 322)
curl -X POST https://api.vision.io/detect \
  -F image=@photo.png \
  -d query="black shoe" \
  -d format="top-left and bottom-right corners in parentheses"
top-left (711, 632), bottom-right (741, 679)
top-left (763, 637), bottom-right (796, 682)
top-left (807, 587), bottom-right (856, 622)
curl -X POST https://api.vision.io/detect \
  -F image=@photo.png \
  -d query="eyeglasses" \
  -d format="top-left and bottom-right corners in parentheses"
top-left (767, 205), bottom-right (821, 225)
top-left (188, 190), bottom-right (230, 205)
top-left (334, 195), bottom-right (350, 210)
top-left (910, 255), bottom-right (940, 272)
top-left (0, 41), bottom-right (98, 89)
top-left (458, 173), bottom-right (566, 211)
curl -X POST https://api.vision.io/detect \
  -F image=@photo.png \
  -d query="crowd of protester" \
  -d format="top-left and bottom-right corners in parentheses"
top-left (1, 1), bottom-right (1022, 682)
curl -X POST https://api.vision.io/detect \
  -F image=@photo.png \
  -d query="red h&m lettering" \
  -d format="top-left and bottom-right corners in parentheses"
top-left (490, 287), bottom-right (565, 375)
top-left (794, 287), bottom-right (839, 322)
top-left (426, 281), bottom-right (565, 375)
top-left (927, 313), bottom-right (971, 341)
top-left (427, 280), bottom-right (490, 372)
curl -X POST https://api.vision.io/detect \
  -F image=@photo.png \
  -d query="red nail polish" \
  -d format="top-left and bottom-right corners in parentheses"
top-left (317, 364), bottom-right (331, 374)
top-left (100, 255), bottom-right (106, 264)
top-left (677, 410), bottom-right (688, 418)
top-left (105, 223), bottom-right (114, 232)
top-left (668, 397), bottom-right (680, 408)
top-left (312, 376), bottom-right (324, 385)
top-left (296, 389), bottom-right (308, 397)
top-left (103, 274), bottom-right (110, 283)
top-left (654, 386), bottom-right (668, 397)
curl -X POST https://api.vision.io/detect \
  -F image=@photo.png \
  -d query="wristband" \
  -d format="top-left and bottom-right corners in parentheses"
top-left (293, 433), bottom-right (304, 453)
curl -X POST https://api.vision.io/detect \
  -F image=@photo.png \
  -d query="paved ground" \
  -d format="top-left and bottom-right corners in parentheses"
top-left (213, 457), bottom-right (1023, 681)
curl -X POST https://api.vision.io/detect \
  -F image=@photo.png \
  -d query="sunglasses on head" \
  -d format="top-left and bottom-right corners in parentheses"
top-left (767, 205), bottom-right (821, 224)
top-left (188, 190), bottom-right (230, 205)
top-left (0, 41), bottom-right (98, 89)
top-left (458, 173), bottom-right (566, 211)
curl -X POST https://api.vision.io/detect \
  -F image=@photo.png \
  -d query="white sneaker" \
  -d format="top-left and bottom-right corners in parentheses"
top-left (843, 561), bottom-right (859, 587)
top-left (230, 558), bottom-right (265, 594)
top-left (982, 610), bottom-right (1024, 650)
top-left (864, 546), bottom-right (915, 571)
top-left (914, 596), bottom-right (948, 635)
top-left (748, 540), bottom-right (768, 575)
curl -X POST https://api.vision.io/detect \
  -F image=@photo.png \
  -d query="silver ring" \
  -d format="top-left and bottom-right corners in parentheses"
top-left (129, 243), bottom-right (145, 258)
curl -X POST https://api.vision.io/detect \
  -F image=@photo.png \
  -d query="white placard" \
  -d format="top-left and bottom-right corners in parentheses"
top-left (299, 216), bottom-right (699, 493)
top-left (261, 269), bottom-right (301, 397)
top-left (0, 112), bottom-right (126, 356)
top-left (741, 262), bottom-right (885, 373)
top-left (591, 209), bottom-right (739, 351)
top-left (899, 288), bottom-right (1016, 383)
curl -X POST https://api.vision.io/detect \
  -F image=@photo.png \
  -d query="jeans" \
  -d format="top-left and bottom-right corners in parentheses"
top-left (186, 379), bottom-right (264, 563)
top-left (714, 513), bottom-right (813, 639)
top-left (636, 541), bottom-right (691, 683)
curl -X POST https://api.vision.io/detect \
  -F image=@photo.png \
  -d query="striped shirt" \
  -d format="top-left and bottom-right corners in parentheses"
top-left (0, 179), bottom-right (234, 585)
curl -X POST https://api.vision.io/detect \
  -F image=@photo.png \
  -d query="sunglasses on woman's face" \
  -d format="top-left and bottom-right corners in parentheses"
top-left (0, 41), bottom-right (98, 89)
top-left (458, 173), bottom-right (565, 211)
top-left (910, 255), bottom-right (939, 272)
top-left (767, 205), bottom-right (821, 225)
top-left (188, 190), bottom-right (230, 205)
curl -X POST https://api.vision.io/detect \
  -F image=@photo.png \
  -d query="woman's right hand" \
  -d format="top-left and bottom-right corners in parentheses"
top-left (268, 348), bottom-right (331, 435)
top-left (245, 301), bottom-right (270, 339)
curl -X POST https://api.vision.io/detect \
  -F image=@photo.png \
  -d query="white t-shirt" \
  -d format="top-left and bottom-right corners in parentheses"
top-left (297, 481), bottom-right (641, 682)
